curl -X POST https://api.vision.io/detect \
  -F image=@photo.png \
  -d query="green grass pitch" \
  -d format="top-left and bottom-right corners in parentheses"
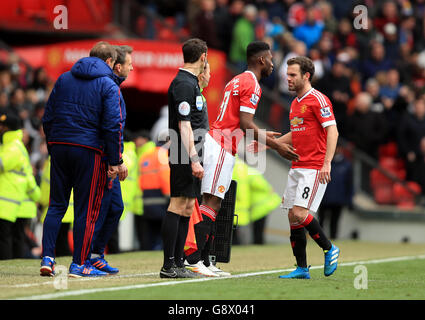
top-left (1, 240), bottom-right (425, 300)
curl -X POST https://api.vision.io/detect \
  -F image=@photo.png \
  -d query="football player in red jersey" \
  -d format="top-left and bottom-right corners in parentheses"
top-left (278, 56), bottom-right (340, 279)
top-left (250, 56), bottom-right (340, 278)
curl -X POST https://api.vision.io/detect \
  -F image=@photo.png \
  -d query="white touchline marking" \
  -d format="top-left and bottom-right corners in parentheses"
top-left (13, 254), bottom-right (425, 300)
top-left (1, 272), bottom-right (157, 289)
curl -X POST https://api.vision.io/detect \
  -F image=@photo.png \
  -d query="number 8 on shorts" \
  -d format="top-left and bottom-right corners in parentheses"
top-left (282, 168), bottom-right (327, 213)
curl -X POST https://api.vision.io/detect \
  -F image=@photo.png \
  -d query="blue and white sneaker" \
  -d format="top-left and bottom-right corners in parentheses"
top-left (90, 254), bottom-right (119, 274)
top-left (40, 256), bottom-right (55, 277)
top-left (324, 244), bottom-right (340, 276)
top-left (69, 261), bottom-right (108, 278)
top-left (279, 265), bottom-right (311, 279)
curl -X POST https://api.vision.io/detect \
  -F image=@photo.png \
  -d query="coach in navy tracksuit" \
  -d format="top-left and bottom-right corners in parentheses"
top-left (40, 42), bottom-right (125, 277)
top-left (89, 45), bottom-right (133, 274)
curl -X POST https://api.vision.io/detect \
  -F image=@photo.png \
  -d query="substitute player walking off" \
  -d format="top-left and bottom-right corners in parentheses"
top-left (278, 56), bottom-right (340, 279)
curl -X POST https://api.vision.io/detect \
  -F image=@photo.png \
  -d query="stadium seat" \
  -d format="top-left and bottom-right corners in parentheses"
top-left (379, 156), bottom-right (398, 171)
top-left (378, 157), bottom-right (406, 180)
top-left (373, 184), bottom-right (394, 204)
top-left (370, 168), bottom-right (392, 189)
top-left (393, 182), bottom-right (422, 209)
top-left (378, 142), bottom-right (398, 158)
top-left (370, 168), bottom-right (394, 204)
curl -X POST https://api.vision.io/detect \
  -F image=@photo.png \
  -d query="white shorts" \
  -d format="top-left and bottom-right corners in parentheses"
top-left (201, 133), bottom-right (235, 199)
top-left (282, 168), bottom-right (327, 213)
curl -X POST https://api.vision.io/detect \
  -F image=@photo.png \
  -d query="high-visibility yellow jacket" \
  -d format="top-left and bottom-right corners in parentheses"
top-left (39, 157), bottom-right (74, 223)
top-left (120, 141), bottom-right (138, 220)
top-left (0, 130), bottom-right (32, 222)
top-left (232, 158), bottom-right (280, 226)
top-left (16, 136), bottom-right (40, 219)
top-left (133, 141), bottom-right (156, 216)
top-left (247, 166), bottom-right (281, 222)
top-left (232, 158), bottom-right (251, 226)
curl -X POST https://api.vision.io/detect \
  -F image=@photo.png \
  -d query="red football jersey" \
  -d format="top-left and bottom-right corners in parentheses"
top-left (209, 71), bottom-right (262, 155)
top-left (289, 88), bottom-right (336, 169)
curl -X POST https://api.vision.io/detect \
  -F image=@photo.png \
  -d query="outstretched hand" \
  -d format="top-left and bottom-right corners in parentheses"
top-left (247, 131), bottom-right (281, 153)
top-left (247, 140), bottom-right (268, 153)
top-left (275, 142), bottom-right (299, 161)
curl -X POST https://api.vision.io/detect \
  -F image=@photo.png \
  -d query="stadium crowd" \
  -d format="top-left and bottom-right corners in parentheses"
top-left (1, 0), bottom-right (425, 259)
top-left (143, 0), bottom-right (425, 193)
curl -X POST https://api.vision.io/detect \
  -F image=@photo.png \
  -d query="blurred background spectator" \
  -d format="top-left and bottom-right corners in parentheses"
top-left (318, 143), bottom-right (353, 240)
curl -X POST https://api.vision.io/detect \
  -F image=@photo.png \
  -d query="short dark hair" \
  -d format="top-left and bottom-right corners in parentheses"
top-left (246, 41), bottom-right (270, 62)
top-left (89, 41), bottom-right (117, 62)
top-left (182, 38), bottom-right (208, 63)
top-left (114, 45), bottom-right (133, 66)
top-left (287, 56), bottom-right (315, 81)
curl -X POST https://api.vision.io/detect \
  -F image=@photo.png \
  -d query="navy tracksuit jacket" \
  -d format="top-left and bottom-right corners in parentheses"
top-left (42, 56), bottom-right (126, 265)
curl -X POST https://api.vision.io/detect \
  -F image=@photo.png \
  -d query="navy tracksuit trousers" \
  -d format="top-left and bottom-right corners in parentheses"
top-left (42, 144), bottom-right (109, 265)
top-left (91, 177), bottom-right (124, 255)
top-left (42, 144), bottom-right (124, 264)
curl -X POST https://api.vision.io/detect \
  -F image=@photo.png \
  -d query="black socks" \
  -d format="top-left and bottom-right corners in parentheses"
top-left (290, 227), bottom-right (307, 268)
top-left (289, 214), bottom-right (333, 268)
top-left (303, 215), bottom-right (332, 251)
top-left (161, 211), bottom-right (180, 269)
top-left (174, 216), bottom-right (190, 268)
top-left (186, 214), bottom-right (214, 265)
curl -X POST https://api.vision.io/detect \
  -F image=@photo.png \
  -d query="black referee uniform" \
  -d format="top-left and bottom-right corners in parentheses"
top-left (168, 68), bottom-right (209, 199)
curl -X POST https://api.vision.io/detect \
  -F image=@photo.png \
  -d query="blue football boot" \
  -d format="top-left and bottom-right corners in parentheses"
top-left (279, 265), bottom-right (311, 279)
top-left (69, 260), bottom-right (108, 278)
top-left (40, 256), bottom-right (55, 277)
top-left (324, 244), bottom-right (340, 276)
top-left (90, 254), bottom-right (119, 274)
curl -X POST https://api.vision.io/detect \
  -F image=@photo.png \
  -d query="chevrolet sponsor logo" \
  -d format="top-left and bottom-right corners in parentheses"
top-left (290, 116), bottom-right (304, 126)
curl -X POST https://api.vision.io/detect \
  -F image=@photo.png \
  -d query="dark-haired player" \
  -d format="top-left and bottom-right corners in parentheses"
top-left (276, 56), bottom-right (340, 279)
top-left (160, 38), bottom-right (209, 278)
top-left (185, 41), bottom-right (300, 276)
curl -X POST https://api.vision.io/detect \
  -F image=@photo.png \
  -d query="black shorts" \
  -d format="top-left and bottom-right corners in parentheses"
top-left (169, 163), bottom-right (201, 198)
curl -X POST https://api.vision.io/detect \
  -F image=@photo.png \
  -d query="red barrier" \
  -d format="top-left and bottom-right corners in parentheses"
top-left (13, 39), bottom-right (228, 124)
top-left (0, 0), bottom-right (112, 33)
